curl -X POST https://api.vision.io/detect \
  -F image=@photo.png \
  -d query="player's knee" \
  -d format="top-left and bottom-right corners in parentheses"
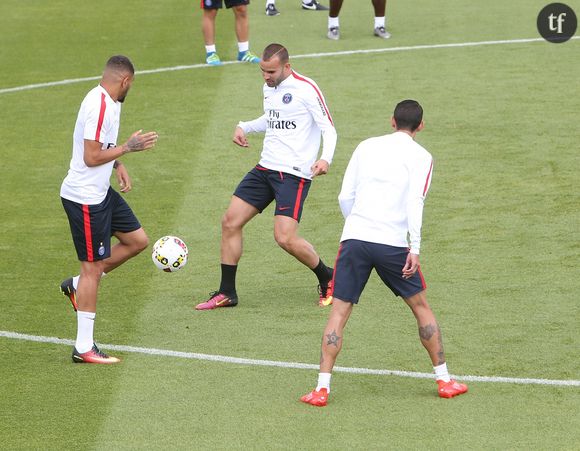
top-left (233, 5), bottom-right (247, 18)
top-left (274, 230), bottom-right (292, 250)
top-left (221, 212), bottom-right (242, 235)
top-left (135, 232), bottom-right (149, 253)
top-left (81, 262), bottom-right (105, 280)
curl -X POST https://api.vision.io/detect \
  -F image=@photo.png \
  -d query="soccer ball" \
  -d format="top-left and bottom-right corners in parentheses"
top-left (152, 236), bottom-right (188, 272)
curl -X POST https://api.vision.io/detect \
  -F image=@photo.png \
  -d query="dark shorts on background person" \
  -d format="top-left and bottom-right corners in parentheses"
top-left (62, 187), bottom-right (141, 262)
top-left (234, 164), bottom-right (311, 222)
top-left (331, 239), bottom-right (427, 303)
top-left (201, 0), bottom-right (249, 9)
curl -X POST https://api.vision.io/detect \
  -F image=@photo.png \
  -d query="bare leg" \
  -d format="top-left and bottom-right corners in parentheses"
top-left (329, 0), bottom-right (344, 17)
top-left (101, 228), bottom-right (149, 274)
top-left (76, 260), bottom-right (105, 313)
top-left (201, 8), bottom-right (218, 45)
top-left (273, 215), bottom-right (321, 269)
top-left (232, 5), bottom-right (249, 42)
top-left (320, 298), bottom-right (353, 372)
top-left (404, 290), bottom-right (446, 366)
top-left (372, 0), bottom-right (386, 17)
top-left (221, 196), bottom-right (259, 265)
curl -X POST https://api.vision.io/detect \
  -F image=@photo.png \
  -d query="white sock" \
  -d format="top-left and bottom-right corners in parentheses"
top-left (266, 0), bottom-right (275, 5)
top-left (205, 45), bottom-right (217, 54)
top-left (329, 17), bottom-right (339, 28)
top-left (316, 372), bottom-right (332, 393)
top-left (75, 310), bottom-right (96, 353)
top-left (374, 17), bottom-right (385, 29)
top-left (238, 41), bottom-right (249, 53)
top-left (434, 363), bottom-right (451, 383)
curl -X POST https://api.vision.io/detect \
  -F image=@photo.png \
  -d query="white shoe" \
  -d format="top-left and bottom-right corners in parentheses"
top-left (303, 1), bottom-right (329, 11)
top-left (327, 27), bottom-right (340, 40)
top-left (374, 26), bottom-right (391, 39)
top-left (265, 4), bottom-right (280, 16)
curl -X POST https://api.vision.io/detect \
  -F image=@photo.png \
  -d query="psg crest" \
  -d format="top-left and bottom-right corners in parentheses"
top-left (282, 93), bottom-right (293, 104)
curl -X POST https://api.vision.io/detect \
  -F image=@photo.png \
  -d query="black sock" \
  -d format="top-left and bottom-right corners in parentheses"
top-left (312, 259), bottom-right (332, 286)
top-left (219, 264), bottom-right (237, 296)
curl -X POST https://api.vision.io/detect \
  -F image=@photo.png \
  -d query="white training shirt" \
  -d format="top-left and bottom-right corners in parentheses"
top-left (338, 131), bottom-right (434, 254)
top-left (60, 85), bottom-right (121, 205)
top-left (237, 70), bottom-right (337, 180)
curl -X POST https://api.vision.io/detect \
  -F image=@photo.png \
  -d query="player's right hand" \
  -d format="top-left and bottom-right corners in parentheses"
top-left (125, 130), bottom-right (158, 152)
top-left (233, 126), bottom-right (249, 147)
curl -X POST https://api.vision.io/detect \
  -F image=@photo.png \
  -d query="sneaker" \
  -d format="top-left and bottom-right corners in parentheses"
top-left (206, 52), bottom-right (222, 66)
top-left (300, 388), bottom-right (329, 407)
top-left (60, 277), bottom-right (78, 311)
top-left (72, 344), bottom-right (120, 364)
top-left (437, 379), bottom-right (468, 398)
top-left (265, 3), bottom-right (280, 16)
top-left (374, 26), bottom-right (391, 39)
top-left (238, 50), bottom-right (260, 64)
top-left (327, 27), bottom-right (340, 40)
top-left (318, 280), bottom-right (333, 307)
top-left (302, 1), bottom-right (329, 11)
top-left (195, 291), bottom-right (238, 310)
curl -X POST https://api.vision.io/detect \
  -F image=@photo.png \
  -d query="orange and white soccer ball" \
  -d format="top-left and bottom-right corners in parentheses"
top-left (152, 236), bottom-right (188, 272)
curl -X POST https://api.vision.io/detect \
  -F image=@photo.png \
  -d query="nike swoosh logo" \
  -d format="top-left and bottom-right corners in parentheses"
top-left (216, 298), bottom-right (231, 306)
top-left (278, 206), bottom-right (291, 211)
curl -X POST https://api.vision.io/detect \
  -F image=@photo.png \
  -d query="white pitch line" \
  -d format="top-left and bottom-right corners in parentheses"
top-left (1, 36), bottom-right (578, 95)
top-left (1, 330), bottom-right (579, 387)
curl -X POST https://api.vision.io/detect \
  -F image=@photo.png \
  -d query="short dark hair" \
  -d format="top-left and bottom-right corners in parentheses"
top-left (393, 100), bottom-right (423, 132)
top-left (262, 43), bottom-right (289, 64)
top-left (106, 55), bottom-right (135, 75)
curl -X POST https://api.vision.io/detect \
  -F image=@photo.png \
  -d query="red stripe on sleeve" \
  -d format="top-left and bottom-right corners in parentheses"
top-left (291, 71), bottom-right (334, 126)
top-left (95, 92), bottom-right (106, 142)
top-left (422, 160), bottom-right (433, 196)
top-left (82, 204), bottom-right (94, 262)
top-left (293, 178), bottom-right (306, 220)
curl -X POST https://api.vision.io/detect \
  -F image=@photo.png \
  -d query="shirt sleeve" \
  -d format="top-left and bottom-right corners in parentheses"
top-left (83, 93), bottom-right (108, 143)
top-left (338, 146), bottom-right (360, 218)
top-left (407, 155), bottom-right (434, 254)
top-left (238, 114), bottom-right (268, 134)
top-left (304, 85), bottom-right (337, 164)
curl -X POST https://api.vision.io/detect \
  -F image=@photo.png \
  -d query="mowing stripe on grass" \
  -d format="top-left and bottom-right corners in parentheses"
top-left (2, 330), bottom-right (579, 387)
top-left (1, 37), bottom-right (578, 95)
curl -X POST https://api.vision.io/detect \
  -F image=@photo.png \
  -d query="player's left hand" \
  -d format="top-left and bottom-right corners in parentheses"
top-left (311, 159), bottom-right (329, 177)
top-left (402, 253), bottom-right (420, 279)
top-left (115, 162), bottom-right (132, 193)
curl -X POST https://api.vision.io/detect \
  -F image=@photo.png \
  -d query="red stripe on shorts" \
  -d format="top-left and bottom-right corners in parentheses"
top-left (293, 178), bottom-right (306, 220)
top-left (82, 204), bottom-right (94, 262)
top-left (417, 266), bottom-right (427, 290)
top-left (330, 242), bottom-right (343, 292)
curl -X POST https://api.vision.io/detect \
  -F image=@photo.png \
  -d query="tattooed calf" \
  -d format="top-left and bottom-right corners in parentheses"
top-left (326, 330), bottom-right (341, 347)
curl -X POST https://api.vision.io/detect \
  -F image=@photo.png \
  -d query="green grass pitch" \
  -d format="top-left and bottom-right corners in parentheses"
top-left (0, 0), bottom-right (579, 448)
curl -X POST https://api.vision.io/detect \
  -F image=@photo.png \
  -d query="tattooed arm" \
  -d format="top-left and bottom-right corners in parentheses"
top-left (83, 130), bottom-right (158, 167)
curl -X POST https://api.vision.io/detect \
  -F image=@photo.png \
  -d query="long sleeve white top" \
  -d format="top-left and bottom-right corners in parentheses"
top-left (237, 70), bottom-right (337, 180)
top-left (338, 131), bottom-right (433, 254)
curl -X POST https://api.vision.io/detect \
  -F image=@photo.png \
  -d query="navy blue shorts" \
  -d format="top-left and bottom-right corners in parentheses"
top-left (233, 165), bottom-right (311, 222)
top-left (62, 187), bottom-right (141, 262)
top-left (331, 239), bottom-right (427, 303)
top-left (201, 0), bottom-right (249, 9)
